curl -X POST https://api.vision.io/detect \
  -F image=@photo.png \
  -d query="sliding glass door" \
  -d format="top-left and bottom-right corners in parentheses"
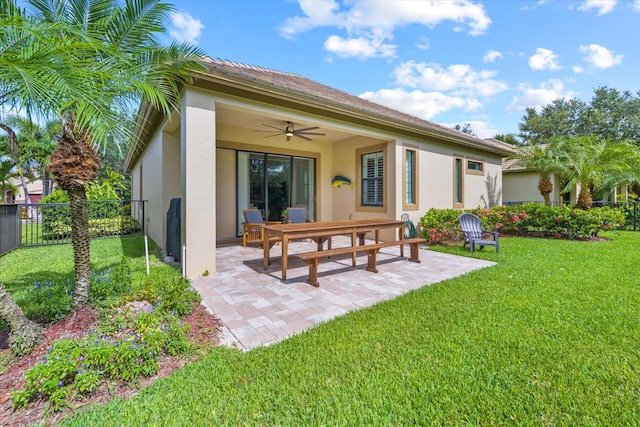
top-left (237, 151), bottom-right (315, 234)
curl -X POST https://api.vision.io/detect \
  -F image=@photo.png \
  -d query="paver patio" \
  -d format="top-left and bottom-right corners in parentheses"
top-left (191, 237), bottom-right (495, 350)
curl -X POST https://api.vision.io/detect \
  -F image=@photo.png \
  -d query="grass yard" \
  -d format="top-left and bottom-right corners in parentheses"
top-left (55, 231), bottom-right (640, 426)
top-left (0, 236), bottom-right (175, 322)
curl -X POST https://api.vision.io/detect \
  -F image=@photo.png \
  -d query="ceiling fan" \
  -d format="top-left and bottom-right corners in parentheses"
top-left (260, 121), bottom-right (325, 141)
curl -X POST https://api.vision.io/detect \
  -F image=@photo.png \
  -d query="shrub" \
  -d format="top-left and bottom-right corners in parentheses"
top-left (43, 215), bottom-right (141, 240)
top-left (89, 257), bottom-right (133, 307)
top-left (420, 204), bottom-right (626, 245)
top-left (11, 312), bottom-right (191, 411)
top-left (154, 276), bottom-right (201, 317)
top-left (18, 280), bottom-right (74, 323)
top-left (419, 208), bottom-right (461, 245)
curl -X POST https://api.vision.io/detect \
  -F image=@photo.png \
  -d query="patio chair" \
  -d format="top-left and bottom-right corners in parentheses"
top-left (287, 207), bottom-right (308, 224)
top-left (242, 209), bottom-right (280, 247)
top-left (458, 213), bottom-right (499, 253)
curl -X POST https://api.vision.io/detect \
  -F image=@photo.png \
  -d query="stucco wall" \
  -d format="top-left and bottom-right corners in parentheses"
top-left (396, 137), bottom-right (504, 214)
top-left (137, 129), bottom-right (164, 249)
top-left (216, 147), bottom-right (236, 238)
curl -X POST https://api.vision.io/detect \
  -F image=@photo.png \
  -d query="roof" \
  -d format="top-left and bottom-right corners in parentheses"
top-left (501, 143), bottom-right (548, 173)
top-left (127, 58), bottom-right (515, 169)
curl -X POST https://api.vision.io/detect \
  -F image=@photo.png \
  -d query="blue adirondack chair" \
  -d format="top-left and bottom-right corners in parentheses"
top-left (458, 213), bottom-right (499, 253)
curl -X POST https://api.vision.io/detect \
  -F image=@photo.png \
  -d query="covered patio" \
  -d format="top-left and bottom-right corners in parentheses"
top-left (191, 237), bottom-right (495, 350)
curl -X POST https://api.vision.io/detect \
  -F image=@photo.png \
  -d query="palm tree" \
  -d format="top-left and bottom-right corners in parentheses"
top-left (0, 158), bottom-right (19, 201)
top-left (551, 136), bottom-right (640, 209)
top-left (0, 0), bottom-right (203, 354)
top-left (1, 116), bottom-right (59, 196)
top-left (506, 144), bottom-right (558, 206)
top-left (0, 0), bottom-right (64, 354)
top-left (27, 0), bottom-right (205, 307)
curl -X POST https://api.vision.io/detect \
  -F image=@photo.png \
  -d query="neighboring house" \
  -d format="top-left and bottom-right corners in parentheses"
top-left (502, 153), bottom-right (625, 206)
top-left (3, 177), bottom-right (46, 204)
top-left (125, 58), bottom-right (514, 277)
top-left (502, 156), bottom-right (576, 205)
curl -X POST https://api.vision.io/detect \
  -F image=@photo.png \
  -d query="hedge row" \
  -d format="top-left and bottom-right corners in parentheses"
top-left (419, 204), bottom-right (625, 245)
top-left (43, 216), bottom-right (141, 240)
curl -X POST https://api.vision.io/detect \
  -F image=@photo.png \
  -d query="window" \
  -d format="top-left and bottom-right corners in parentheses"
top-left (403, 147), bottom-right (418, 210)
top-left (454, 157), bottom-right (464, 207)
top-left (356, 144), bottom-right (387, 212)
top-left (362, 151), bottom-right (384, 206)
top-left (466, 159), bottom-right (484, 175)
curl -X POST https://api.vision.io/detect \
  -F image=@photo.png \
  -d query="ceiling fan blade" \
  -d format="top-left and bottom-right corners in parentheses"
top-left (294, 133), bottom-right (312, 141)
top-left (265, 133), bottom-right (284, 139)
top-left (298, 132), bottom-right (325, 136)
top-left (294, 126), bottom-right (319, 133)
top-left (262, 124), bottom-right (284, 131)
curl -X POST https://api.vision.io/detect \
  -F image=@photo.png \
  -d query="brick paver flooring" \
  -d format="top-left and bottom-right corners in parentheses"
top-left (191, 237), bottom-right (495, 350)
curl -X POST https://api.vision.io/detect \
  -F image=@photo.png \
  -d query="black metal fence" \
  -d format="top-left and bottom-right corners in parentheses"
top-left (13, 200), bottom-right (146, 248)
top-left (0, 204), bottom-right (20, 256)
top-left (503, 200), bottom-right (639, 231)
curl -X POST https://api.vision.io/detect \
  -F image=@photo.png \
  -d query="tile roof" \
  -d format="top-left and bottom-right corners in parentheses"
top-left (201, 58), bottom-right (514, 155)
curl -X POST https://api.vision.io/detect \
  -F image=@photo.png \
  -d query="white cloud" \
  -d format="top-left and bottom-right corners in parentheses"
top-left (441, 120), bottom-right (497, 139)
top-left (169, 11), bottom-right (204, 44)
top-left (324, 34), bottom-right (396, 58)
top-left (416, 37), bottom-right (430, 50)
top-left (359, 88), bottom-right (479, 120)
top-left (634, 0), bottom-right (640, 11)
top-left (572, 65), bottom-right (585, 73)
top-left (578, 0), bottom-right (617, 15)
top-left (393, 61), bottom-right (508, 97)
top-left (483, 50), bottom-right (503, 63)
top-left (528, 48), bottom-right (561, 71)
top-left (578, 44), bottom-right (623, 69)
top-left (279, 1), bottom-right (491, 58)
top-left (506, 80), bottom-right (576, 112)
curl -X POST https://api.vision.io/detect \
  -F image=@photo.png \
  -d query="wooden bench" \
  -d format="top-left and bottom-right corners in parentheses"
top-left (295, 237), bottom-right (426, 287)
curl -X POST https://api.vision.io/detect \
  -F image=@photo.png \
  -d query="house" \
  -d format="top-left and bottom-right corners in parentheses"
top-left (501, 156), bottom-right (575, 205)
top-left (502, 147), bottom-right (626, 206)
top-left (2, 177), bottom-right (47, 204)
top-left (125, 58), bottom-right (514, 277)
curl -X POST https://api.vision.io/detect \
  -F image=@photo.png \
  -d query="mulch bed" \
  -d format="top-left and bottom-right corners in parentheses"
top-left (0, 304), bottom-right (223, 426)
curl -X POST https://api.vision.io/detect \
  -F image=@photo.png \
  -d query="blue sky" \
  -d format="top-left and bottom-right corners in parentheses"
top-left (166, 0), bottom-right (640, 139)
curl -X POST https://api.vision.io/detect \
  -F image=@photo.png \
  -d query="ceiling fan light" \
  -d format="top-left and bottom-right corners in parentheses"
top-left (285, 126), bottom-right (294, 137)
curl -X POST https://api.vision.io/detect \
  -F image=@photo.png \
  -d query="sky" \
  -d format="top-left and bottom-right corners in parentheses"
top-left (165, 0), bottom-right (640, 139)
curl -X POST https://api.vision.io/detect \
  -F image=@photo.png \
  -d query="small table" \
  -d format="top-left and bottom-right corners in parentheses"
top-left (262, 219), bottom-right (404, 280)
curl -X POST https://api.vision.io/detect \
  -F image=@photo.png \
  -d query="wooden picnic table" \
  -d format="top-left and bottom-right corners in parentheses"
top-left (262, 219), bottom-right (405, 280)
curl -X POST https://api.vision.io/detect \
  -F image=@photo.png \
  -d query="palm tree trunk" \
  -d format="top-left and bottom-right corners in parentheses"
top-left (576, 185), bottom-right (593, 209)
top-left (538, 174), bottom-right (553, 206)
top-left (0, 282), bottom-right (43, 355)
top-left (69, 186), bottom-right (91, 307)
top-left (48, 121), bottom-right (101, 308)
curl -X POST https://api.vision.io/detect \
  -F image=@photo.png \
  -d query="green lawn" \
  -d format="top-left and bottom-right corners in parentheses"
top-left (0, 236), bottom-right (173, 305)
top-left (16, 233), bottom-right (640, 425)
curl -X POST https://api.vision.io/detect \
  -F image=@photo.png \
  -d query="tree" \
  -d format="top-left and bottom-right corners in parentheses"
top-left (0, 158), bottom-right (19, 201)
top-left (518, 98), bottom-right (588, 144)
top-left (0, 0), bottom-right (64, 354)
top-left (585, 87), bottom-right (640, 143)
top-left (518, 87), bottom-right (640, 146)
top-left (506, 144), bottom-right (558, 206)
top-left (0, 116), bottom-right (59, 197)
top-left (0, 0), bottom-right (203, 354)
top-left (493, 133), bottom-right (521, 146)
top-left (551, 136), bottom-right (640, 209)
top-left (453, 123), bottom-right (477, 136)
top-left (27, 0), bottom-right (205, 308)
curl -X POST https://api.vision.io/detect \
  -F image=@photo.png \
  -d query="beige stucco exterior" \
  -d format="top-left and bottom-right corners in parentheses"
top-left (127, 60), bottom-right (513, 278)
top-left (3, 177), bottom-right (47, 203)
